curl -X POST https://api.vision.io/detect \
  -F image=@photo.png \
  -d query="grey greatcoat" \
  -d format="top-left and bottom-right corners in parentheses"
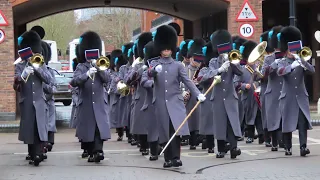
top-left (128, 63), bottom-right (148, 135)
top-left (15, 61), bottom-right (51, 144)
top-left (198, 66), bottom-right (214, 135)
top-left (260, 77), bottom-right (268, 129)
top-left (234, 64), bottom-right (245, 124)
top-left (109, 71), bottom-right (122, 128)
top-left (182, 62), bottom-right (200, 132)
top-left (261, 53), bottom-right (283, 131)
top-left (141, 70), bottom-right (158, 142)
top-left (124, 67), bottom-right (135, 130)
top-left (118, 63), bottom-right (132, 127)
top-left (234, 64), bottom-right (260, 126)
top-left (70, 87), bottom-right (79, 129)
top-left (200, 56), bottom-right (243, 140)
top-left (277, 57), bottom-right (314, 133)
top-left (43, 67), bottom-right (57, 133)
top-left (70, 62), bottom-right (111, 142)
top-left (145, 57), bottom-right (201, 144)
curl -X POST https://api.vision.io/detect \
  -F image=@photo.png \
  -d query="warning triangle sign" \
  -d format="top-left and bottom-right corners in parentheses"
top-left (236, 1), bottom-right (259, 22)
top-left (0, 10), bottom-right (9, 26)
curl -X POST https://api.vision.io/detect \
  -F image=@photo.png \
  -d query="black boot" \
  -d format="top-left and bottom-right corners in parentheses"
top-left (271, 146), bottom-right (278, 151)
top-left (47, 143), bottom-right (53, 152)
top-left (149, 155), bottom-right (158, 161)
top-left (300, 147), bottom-right (310, 157)
top-left (246, 138), bottom-right (254, 144)
top-left (142, 149), bottom-right (149, 156)
top-left (33, 155), bottom-right (42, 166)
top-left (285, 148), bottom-right (292, 156)
top-left (208, 148), bottom-right (214, 153)
top-left (82, 150), bottom-right (89, 158)
top-left (94, 152), bottom-right (104, 163)
top-left (172, 159), bottom-right (182, 167)
top-left (26, 155), bottom-right (32, 161)
top-left (230, 148), bottom-right (241, 159)
top-left (88, 155), bottom-right (95, 162)
top-left (216, 152), bottom-right (225, 158)
top-left (163, 160), bottom-right (172, 168)
top-left (117, 136), bottom-right (123, 141)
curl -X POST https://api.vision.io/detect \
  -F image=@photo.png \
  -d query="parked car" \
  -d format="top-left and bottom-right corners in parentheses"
top-left (59, 71), bottom-right (73, 79)
top-left (54, 75), bottom-right (72, 106)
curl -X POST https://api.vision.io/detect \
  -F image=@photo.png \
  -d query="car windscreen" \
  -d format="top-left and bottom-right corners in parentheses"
top-left (55, 77), bottom-right (70, 84)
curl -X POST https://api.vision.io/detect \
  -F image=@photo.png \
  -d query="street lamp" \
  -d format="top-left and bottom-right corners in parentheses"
top-left (289, 0), bottom-right (296, 26)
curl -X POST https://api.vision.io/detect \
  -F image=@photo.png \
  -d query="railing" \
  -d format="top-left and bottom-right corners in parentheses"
top-left (151, 15), bottom-right (173, 28)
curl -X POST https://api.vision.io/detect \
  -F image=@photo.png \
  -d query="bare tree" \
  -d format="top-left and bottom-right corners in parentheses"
top-left (27, 11), bottom-right (79, 55)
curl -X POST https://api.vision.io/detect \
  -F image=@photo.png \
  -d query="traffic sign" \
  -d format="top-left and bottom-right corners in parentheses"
top-left (239, 23), bottom-right (254, 38)
top-left (0, 10), bottom-right (9, 26)
top-left (236, 0), bottom-right (259, 22)
top-left (0, 29), bottom-right (5, 43)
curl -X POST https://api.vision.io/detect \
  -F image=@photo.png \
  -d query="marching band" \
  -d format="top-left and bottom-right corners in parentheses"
top-left (13, 24), bottom-right (314, 167)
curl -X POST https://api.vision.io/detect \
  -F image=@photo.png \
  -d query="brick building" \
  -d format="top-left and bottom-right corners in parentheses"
top-left (1, 0), bottom-right (320, 120)
top-left (132, 11), bottom-right (184, 45)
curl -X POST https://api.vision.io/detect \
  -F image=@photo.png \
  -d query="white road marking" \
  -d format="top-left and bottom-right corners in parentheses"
top-left (181, 152), bottom-right (215, 158)
top-left (292, 134), bottom-right (320, 143)
top-left (241, 150), bottom-right (268, 156)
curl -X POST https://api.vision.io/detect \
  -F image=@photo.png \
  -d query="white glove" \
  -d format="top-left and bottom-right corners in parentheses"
top-left (182, 91), bottom-right (189, 97)
top-left (155, 65), bottom-right (162, 73)
top-left (86, 67), bottom-right (97, 77)
top-left (197, 94), bottom-right (206, 102)
top-left (218, 61), bottom-right (230, 73)
top-left (274, 59), bottom-right (280, 64)
top-left (21, 66), bottom-right (34, 79)
top-left (132, 59), bottom-right (138, 68)
top-left (142, 65), bottom-right (148, 70)
top-left (291, 60), bottom-right (300, 69)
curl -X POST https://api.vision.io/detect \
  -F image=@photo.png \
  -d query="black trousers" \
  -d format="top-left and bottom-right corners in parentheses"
top-left (164, 120), bottom-right (181, 162)
top-left (246, 110), bottom-right (263, 138)
top-left (125, 127), bottom-right (132, 139)
top-left (139, 134), bottom-right (149, 149)
top-left (149, 141), bottom-right (159, 156)
top-left (48, 131), bottom-right (54, 144)
top-left (217, 119), bottom-right (237, 152)
top-left (283, 109), bottom-right (308, 149)
top-left (189, 131), bottom-right (198, 146)
top-left (28, 120), bottom-right (43, 159)
top-left (87, 126), bottom-right (104, 155)
top-left (264, 128), bottom-right (271, 143)
top-left (206, 135), bottom-right (215, 149)
top-left (116, 128), bottom-right (124, 137)
top-left (270, 119), bottom-right (283, 147)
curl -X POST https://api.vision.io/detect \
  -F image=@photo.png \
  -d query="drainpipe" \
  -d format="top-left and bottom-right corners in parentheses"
top-left (289, 0), bottom-right (297, 26)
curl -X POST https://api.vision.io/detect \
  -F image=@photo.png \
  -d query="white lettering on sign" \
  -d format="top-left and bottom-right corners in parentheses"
top-left (239, 24), bottom-right (254, 38)
top-left (0, 29), bottom-right (5, 44)
top-left (236, 1), bottom-right (258, 22)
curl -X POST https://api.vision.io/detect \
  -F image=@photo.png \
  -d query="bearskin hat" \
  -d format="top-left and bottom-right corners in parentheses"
top-left (18, 30), bottom-right (42, 54)
top-left (72, 45), bottom-right (80, 71)
top-left (187, 38), bottom-right (205, 58)
top-left (78, 31), bottom-right (102, 63)
top-left (41, 41), bottom-right (50, 65)
top-left (279, 26), bottom-right (302, 52)
top-left (168, 22), bottom-right (181, 35)
top-left (179, 39), bottom-right (191, 58)
top-left (269, 25), bottom-right (283, 50)
top-left (202, 42), bottom-right (218, 66)
top-left (240, 40), bottom-right (257, 60)
top-left (111, 49), bottom-right (126, 70)
top-left (232, 36), bottom-right (247, 51)
top-left (210, 29), bottom-right (232, 54)
top-left (154, 25), bottom-right (178, 55)
top-left (260, 31), bottom-right (273, 53)
top-left (143, 41), bottom-right (158, 65)
top-left (121, 42), bottom-right (134, 61)
top-left (137, 32), bottom-right (153, 59)
top-left (31, 26), bottom-right (45, 39)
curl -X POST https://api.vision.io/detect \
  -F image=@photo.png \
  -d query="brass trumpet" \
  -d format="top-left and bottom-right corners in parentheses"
top-left (22, 53), bottom-right (45, 82)
top-left (229, 49), bottom-right (243, 62)
top-left (117, 80), bottom-right (130, 96)
top-left (89, 56), bottom-right (110, 80)
top-left (298, 47), bottom-right (312, 61)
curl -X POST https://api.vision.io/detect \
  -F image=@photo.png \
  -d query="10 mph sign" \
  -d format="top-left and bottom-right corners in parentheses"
top-left (239, 23), bottom-right (254, 38)
top-left (0, 29), bottom-right (5, 44)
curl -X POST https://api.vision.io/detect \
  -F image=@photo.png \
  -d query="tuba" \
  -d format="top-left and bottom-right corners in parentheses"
top-left (117, 80), bottom-right (130, 96)
top-left (247, 41), bottom-right (267, 77)
top-left (89, 56), bottom-right (110, 80)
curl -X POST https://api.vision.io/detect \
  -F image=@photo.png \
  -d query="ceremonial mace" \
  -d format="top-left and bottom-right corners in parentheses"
top-left (159, 75), bottom-right (222, 156)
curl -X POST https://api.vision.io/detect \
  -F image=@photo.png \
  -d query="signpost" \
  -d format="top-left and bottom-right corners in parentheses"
top-left (239, 23), bottom-right (254, 38)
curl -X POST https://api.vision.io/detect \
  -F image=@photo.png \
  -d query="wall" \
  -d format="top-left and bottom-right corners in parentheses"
top-left (0, 0), bottom-right (16, 120)
top-left (227, 0), bottom-right (263, 43)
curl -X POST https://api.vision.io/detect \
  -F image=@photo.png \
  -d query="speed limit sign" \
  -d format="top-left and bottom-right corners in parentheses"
top-left (0, 29), bottom-right (5, 44)
top-left (239, 23), bottom-right (254, 38)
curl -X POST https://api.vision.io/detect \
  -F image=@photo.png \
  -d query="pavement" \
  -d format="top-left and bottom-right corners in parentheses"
top-left (1, 127), bottom-right (320, 180)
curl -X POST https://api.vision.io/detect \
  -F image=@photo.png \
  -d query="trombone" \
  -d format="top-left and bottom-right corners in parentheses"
top-left (21, 53), bottom-right (45, 83)
top-left (89, 56), bottom-right (110, 80)
top-left (247, 41), bottom-right (267, 77)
